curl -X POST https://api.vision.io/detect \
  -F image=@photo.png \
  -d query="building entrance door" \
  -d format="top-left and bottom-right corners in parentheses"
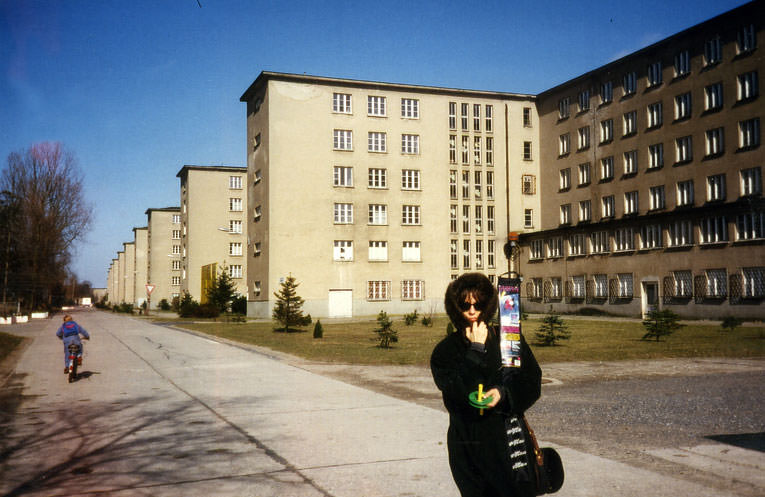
top-left (328, 289), bottom-right (352, 318)
top-left (642, 281), bottom-right (659, 318)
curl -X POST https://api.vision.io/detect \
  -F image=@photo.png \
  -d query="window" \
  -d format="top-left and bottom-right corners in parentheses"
top-left (559, 168), bottom-right (571, 191)
top-left (450, 240), bottom-right (458, 269)
top-left (600, 119), bottom-right (613, 143)
top-left (401, 169), bottom-right (420, 190)
top-left (707, 174), bottom-right (726, 202)
top-left (558, 97), bottom-right (570, 119)
top-left (530, 240), bottom-right (544, 260)
top-left (624, 191), bottom-right (639, 215)
top-left (488, 240), bottom-right (496, 269)
top-left (559, 133), bottom-right (570, 155)
top-left (647, 102), bottom-right (663, 128)
top-left (560, 204), bottom-right (571, 225)
top-left (650, 185), bottom-right (666, 210)
top-left (550, 278), bottom-right (562, 300)
top-left (649, 143), bottom-right (664, 169)
top-left (459, 103), bottom-right (469, 130)
top-left (674, 50), bottom-right (690, 77)
top-left (741, 167), bottom-right (762, 196)
top-left (253, 205), bottom-right (262, 221)
top-left (737, 211), bottom-right (765, 240)
top-left (647, 61), bottom-right (662, 87)
top-left (668, 220), bottom-right (694, 247)
top-left (368, 95), bottom-right (386, 116)
top-left (674, 93), bottom-right (691, 121)
top-left (522, 174), bottom-right (536, 194)
top-left (522, 107), bottom-right (532, 127)
top-left (675, 136), bottom-right (693, 163)
top-left (368, 204), bottom-right (387, 225)
top-left (591, 231), bottom-right (610, 254)
top-left (229, 242), bottom-right (242, 256)
top-left (601, 156), bottom-right (614, 180)
top-left (487, 205), bottom-right (495, 233)
top-left (229, 176), bottom-right (242, 189)
top-left (578, 126), bottom-right (590, 150)
top-left (172, 276), bottom-right (181, 286)
top-left (705, 82), bottom-right (723, 111)
top-left (449, 170), bottom-right (457, 199)
top-left (569, 234), bottom-right (586, 256)
top-left (229, 198), bottom-right (242, 212)
top-left (547, 237), bottom-right (563, 258)
top-left (402, 280), bottom-right (424, 300)
top-left (614, 227), bottom-right (635, 251)
top-left (570, 275), bottom-right (586, 299)
top-left (253, 242), bottom-right (261, 256)
top-left (623, 150), bottom-right (638, 175)
top-left (578, 162), bottom-right (591, 186)
top-left (229, 265), bottom-right (243, 279)
top-left (705, 127), bottom-right (724, 157)
top-left (367, 281), bottom-right (391, 301)
top-left (462, 171), bottom-right (470, 199)
top-left (333, 129), bottom-right (353, 150)
top-left (172, 229), bottom-right (181, 239)
top-left (594, 274), bottom-right (608, 297)
top-left (473, 104), bottom-right (481, 131)
top-left (369, 241), bottom-right (388, 261)
top-left (743, 267), bottom-right (765, 298)
top-left (524, 209), bottom-right (534, 228)
top-left (704, 37), bottom-right (722, 66)
top-left (641, 224), bottom-right (662, 249)
top-left (475, 240), bottom-right (483, 269)
top-left (368, 168), bottom-right (387, 188)
top-left (602, 195), bottom-right (615, 218)
top-left (739, 118), bottom-right (761, 149)
top-left (368, 132), bottom-right (387, 152)
top-left (172, 244), bottom-right (181, 255)
top-left (333, 93), bottom-right (352, 113)
top-left (463, 239), bottom-right (470, 268)
top-left (673, 270), bottom-right (693, 297)
top-left (738, 24), bottom-right (757, 54)
top-left (623, 72), bottom-right (637, 96)
top-left (333, 240), bottom-right (353, 261)
top-left (474, 171), bottom-right (482, 198)
top-left (401, 98), bottom-right (419, 118)
top-left (737, 71), bottom-right (758, 101)
top-left (229, 220), bottom-right (242, 233)
top-left (700, 216), bottom-right (728, 244)
top-left (706, 269), bottom-right (727, 298)
top-left (474, 136), bottom-right (482, 164)
top-left (401, 134), bottom-right (419, 154)
top-left (601, 81), bottom-right (613, 104)
top-left (623, 110), bottom-right (637, 136)
top-left (486, 137), bottom-right (494, 165)
top-left (334, 166), bottom-right (353, 187)
top-left (475, 205), bottom-right (483, 232)
top-left (450, 205), bottom-right (457, 233)
top-left (334, 203), bottom-right (353, 224)
top-left (449, 135), bottom-right (457, 163)
top-left (449, 102), bottom-right (457, 129)
top-left (402, 205), bottom-right (420, 225)
top-left (171, 260), bottom-right (181, 270)
top-left (485, 105), bottom-right (493, 132)
top-left (461, 135), bottom-right (469, 164)
top-left (677, 180), bottom-right (694, 207)
top-left (579, 200), bottom-right (591, 222)
top-left (172, 214), bottom-right (181, 224)
top-left (618, 273), bottom-right (634, 298)
top-left (578, 89), bottom-right (590, 112)
top-left (523, 141), bottom-right (532, 160)
top-left (402, 241), bottom-right (421, 262)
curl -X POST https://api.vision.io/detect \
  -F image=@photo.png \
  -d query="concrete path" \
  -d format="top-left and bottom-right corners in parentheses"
top-left (1, 311), bottom-right (763, 496)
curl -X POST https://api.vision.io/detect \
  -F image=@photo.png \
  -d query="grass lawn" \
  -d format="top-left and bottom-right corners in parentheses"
top-left (177, 316), bottom-right (765, 366)
top-left (0, 331), bottom-right (24, 363)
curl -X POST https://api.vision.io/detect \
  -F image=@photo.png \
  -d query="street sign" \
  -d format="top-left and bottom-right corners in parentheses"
top-left (146, 284), bottom-right (155, 295)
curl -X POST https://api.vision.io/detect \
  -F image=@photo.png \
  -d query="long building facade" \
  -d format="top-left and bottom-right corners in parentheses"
top-left (520, 2), bottom-right (764, 319)
top-left (240, 73), bottom-right (539, 318)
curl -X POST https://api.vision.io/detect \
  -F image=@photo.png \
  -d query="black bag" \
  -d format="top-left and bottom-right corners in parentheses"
top-left (524, 417), bottom-right (564, 495)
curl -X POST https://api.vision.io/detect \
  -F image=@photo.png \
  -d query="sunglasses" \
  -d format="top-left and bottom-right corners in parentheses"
top-left (459, 300), bottom-right (485, 311)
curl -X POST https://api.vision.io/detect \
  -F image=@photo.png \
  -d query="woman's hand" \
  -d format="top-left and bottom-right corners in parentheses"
top-left (483, 388), bottom-right (501, 408)
top-left (465, 321), bottom-right (488, 344)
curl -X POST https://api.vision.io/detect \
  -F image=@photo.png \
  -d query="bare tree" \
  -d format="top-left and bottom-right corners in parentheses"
top-left (1, 142), bottom-right (92, 310)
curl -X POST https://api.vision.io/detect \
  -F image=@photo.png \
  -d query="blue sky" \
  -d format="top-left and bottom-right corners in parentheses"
top-left (0, 0), bottom-right (749, 287)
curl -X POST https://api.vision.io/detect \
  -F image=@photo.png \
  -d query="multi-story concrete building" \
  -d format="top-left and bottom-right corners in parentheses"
top-left (133, 227), bottom-right (149, 307)
top-left (240, 72), bottom-right (539, 317)
top-left (122, 242), bottom-right (135, 306)
top-left (520, 2), bottom-right (764, 319)
top-left (177, 165), bottom-right (248, 302)
top-left (145, 207), bottom-right (181, 307)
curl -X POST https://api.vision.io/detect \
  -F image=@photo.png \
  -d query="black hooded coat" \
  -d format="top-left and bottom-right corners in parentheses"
top-left (431, 273), bottom-right (542, 497)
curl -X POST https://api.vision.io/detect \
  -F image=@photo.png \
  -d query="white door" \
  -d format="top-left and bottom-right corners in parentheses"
top-left (328, 290), bottom-right (352, 318)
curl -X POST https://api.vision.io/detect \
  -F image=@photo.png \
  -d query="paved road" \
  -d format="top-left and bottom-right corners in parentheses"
top-left (0, 311), bottom-right (763, 497)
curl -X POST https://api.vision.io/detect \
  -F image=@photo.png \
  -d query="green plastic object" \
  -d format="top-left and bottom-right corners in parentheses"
top-left (468, 390), bottom-right (493, 408)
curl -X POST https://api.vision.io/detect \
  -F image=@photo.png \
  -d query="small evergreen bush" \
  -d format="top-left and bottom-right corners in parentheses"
top-left (641, 308), bottom-right (683, 341)
top-left (720, 315), bottom-right (743, 332)
top-left (404, 310), bottom-right (418, 325)
top-left (314, 319), bottom-right (323, 339)
top-left (534, 311), bottom-right (571, 346)
top-left (374, 311), bottom-right (398, 348)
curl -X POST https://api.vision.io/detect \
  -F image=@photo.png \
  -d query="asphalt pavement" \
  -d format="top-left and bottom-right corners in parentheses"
top-left (0, 310), bottom-right (763, 497)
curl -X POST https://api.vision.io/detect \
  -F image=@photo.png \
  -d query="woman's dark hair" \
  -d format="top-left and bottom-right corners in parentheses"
top-left (444, 273), bottom-right (498, 332)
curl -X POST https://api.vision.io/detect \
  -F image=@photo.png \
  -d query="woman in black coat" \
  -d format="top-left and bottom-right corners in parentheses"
top-left (431, 273), bottom-right (542, 497)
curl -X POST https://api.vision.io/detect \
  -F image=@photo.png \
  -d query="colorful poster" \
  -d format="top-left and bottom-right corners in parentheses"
top-left (498, 277), bottom-right (522, 368)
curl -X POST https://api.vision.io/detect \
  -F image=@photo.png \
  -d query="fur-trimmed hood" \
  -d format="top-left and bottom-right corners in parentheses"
top-left (444, 273), bottom-right (498, 333)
